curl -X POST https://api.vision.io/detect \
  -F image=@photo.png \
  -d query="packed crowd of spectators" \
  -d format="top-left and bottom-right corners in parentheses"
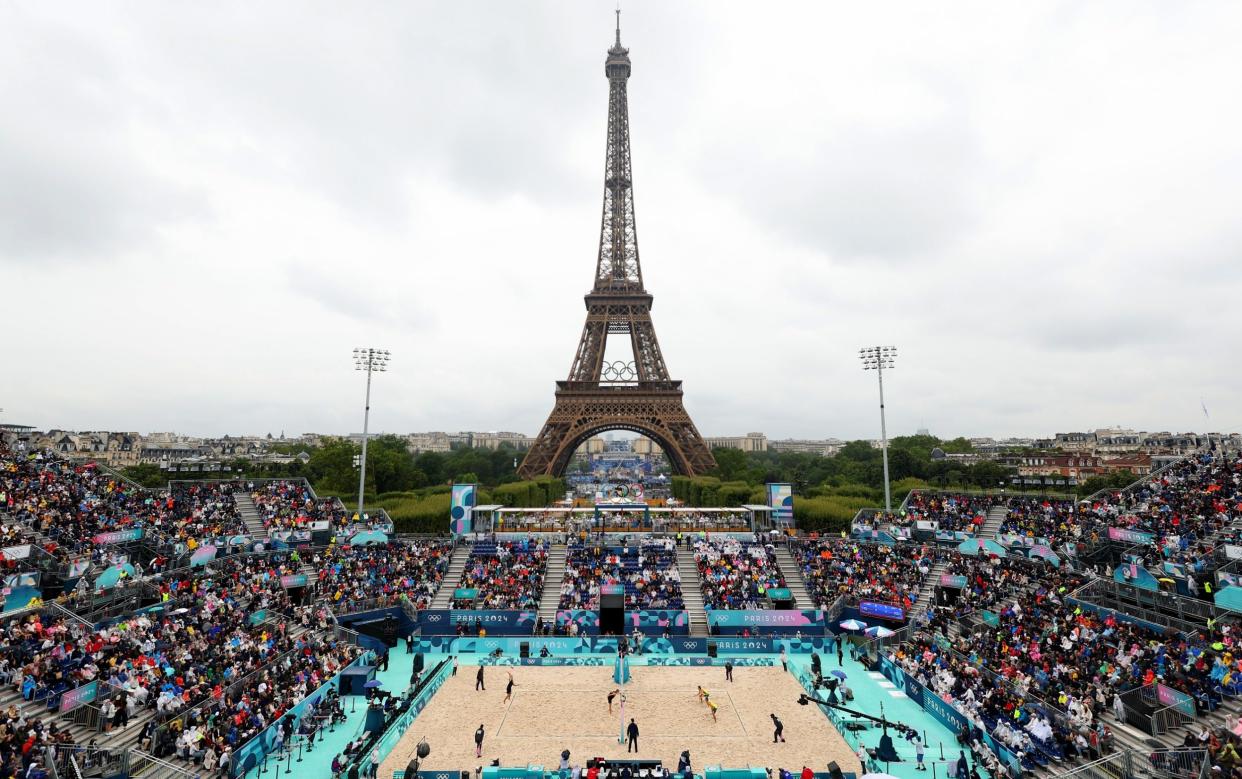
top-left (2, 609), bottom-right (98, 711)
top-left (452, 539), bottom-right (548, 609)
top-left (151, 633), bottom-right (359, 772)
top-left (0, 451), bottom-right (427, 777)
top-left (0, 695), bottom-right (79, 779)
top-left (558, 538), bottom-right (683, 610)
top-left (899, 553), bottom-right (1242, 772)
top-left (995, 452), bottom-right (1241, 554)
top-left (933, 552), bottom-right (1087, 617)
top-left (1084, 451), bottom-right (1241, 555)
top-left (997, 497), bottom-right (1087, 546)
top-left (899, 492), bottom-right (1005, 534)
top-left (0, 564), bottom-right (362, 775)
top-left (1178, 721), bottom-right (1242, 777)
top-left (0, 520), bottom-right (40, 550)
top-left (693, 539), bottom-right (787, 610)
top-left (310, 540), bottom-right (454, 612)
top-left (8, 441), bottom-right (1242, 778)
top-left (166, 481), bottom-right (247, 540)
top-left (250, 481), bottom-right (353, 534)
top-left (2, 546), bottom-right (333, 719)
top-left (1, 455), bottom-right (160, 562)
top-left (0, 453), bottom-right (252, 565)
top-left (895, 632), bottom-right (1087, 770)
top-left (794, 540), bottom-right (937, 611)
top-left (90, 591), bottom-right (296, 720)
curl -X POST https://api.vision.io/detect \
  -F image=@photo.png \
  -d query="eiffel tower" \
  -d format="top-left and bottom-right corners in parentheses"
top-left (518, 13), bottom-right (716, 479)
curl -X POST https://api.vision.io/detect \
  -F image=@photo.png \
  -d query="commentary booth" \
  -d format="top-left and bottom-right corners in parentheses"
top-left (742, 504), bottom-right (775, 533)
top-left (465, 505), bottom-right (505, 535)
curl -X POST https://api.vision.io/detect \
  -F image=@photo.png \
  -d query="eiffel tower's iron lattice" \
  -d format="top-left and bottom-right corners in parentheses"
top-left (519, 15), bottom-right (716, 479)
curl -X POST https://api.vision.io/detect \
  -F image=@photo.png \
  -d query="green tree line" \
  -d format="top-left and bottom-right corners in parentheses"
top-left (693, 436), bottom-right (1150, 534)
top-left (121, 432), bottom-right (1147, 537)
top-left (122, 436), bottom-right (552, 534)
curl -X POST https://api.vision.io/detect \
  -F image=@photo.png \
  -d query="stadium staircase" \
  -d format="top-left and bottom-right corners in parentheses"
top-left (536, 543), bottom-right (568, 625)
top-left (914, 558), bottom-right (950, 608)
top-left (429, 543), bottom-right (472, 609)
top-left (0, 684), bottom-right (96, 745)
top-left (1, 509), bottom-right (56, 550)
top-left (127, 751), bottom-right (199, 779)
top-left (96, 706), bottom-right (160, 751)
top-left (978, 504), bottom-right (1008, 538)
top-left (235, 492), bottom-right (267, 538)
top-left (771, 544), bottom-right (814, 609)
top-left (675, 548), bottom-right (709, 636)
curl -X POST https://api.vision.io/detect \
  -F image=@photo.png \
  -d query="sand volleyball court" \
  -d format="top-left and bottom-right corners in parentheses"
top-left (382, 664), bottom-right (859, 776)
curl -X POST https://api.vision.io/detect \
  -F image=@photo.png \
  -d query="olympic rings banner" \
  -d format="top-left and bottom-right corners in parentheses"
top-left (417, 609), bottom-right (538, 635)
top-left (706, 609), bottom-right (826, 634)
top-left (409, 635), bottom-right (839, 656)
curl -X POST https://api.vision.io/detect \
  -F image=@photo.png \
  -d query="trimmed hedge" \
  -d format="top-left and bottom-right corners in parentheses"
top-left (792, 495), bottom-right (875, 534)
top-left (670, 476), bottom-right (754, 507)
top-left (490, 477), bottom-right (566, 508)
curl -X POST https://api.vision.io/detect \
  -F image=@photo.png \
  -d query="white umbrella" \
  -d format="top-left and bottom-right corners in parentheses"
top-left (864, 626), bottom-right (895, 638)
top-left (839, 619), bottom-right (867, 631)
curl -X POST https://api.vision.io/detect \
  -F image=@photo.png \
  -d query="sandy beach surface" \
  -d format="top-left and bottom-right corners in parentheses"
top-left (381, 665), bottom-right (860, 777)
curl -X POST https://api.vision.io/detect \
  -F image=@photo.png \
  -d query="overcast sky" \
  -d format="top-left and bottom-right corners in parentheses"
top-left (2, 1), bottom-right (1240, 441)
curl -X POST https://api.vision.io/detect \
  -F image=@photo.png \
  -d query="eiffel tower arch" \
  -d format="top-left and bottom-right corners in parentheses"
top-left (519, 14), bottom-right (716, 480)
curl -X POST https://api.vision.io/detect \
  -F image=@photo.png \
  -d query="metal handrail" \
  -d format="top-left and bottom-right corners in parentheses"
top-left (857, 624), bottom-right (918, 660)
top-left (128, 749), bottom-right (198, 779)
top-left (330, 593), bottom-right (417, 617)
top-left (850, 507), bottom-right (881, 528)
top-left (46, 601), bottom-right (96, 630)
top-left (1145, 748), bottom-right (1211, 779)
top-left (1068, 579), bottom-right (1209, 635)
top-left (823, 594), bottom-right (845, 623)
top-left (333, 624), bottom-right (363, 645)
top-left (1150, 701), bottom-right (1195, 736)
top-left (64, 701), bottom-right (105, 734)
top-left (71, 458), bottom-right (148, 491)
top-left (1056, 751), bottom-right (1132, 779)
top-left (1083, 455), bottom-right (1190, 503)
top-left (401, 597), bottom-right (419, 623)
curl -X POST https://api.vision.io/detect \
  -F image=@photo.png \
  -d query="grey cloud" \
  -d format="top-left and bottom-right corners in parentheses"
top-left (701, 119), bottom-right (981, 262)
top-left (103, 4), bottom-right (613, 218)
top-left (2, 2), bottom-right (1240, 440)
top-left (1034, 311), bottom-right (1184, 353)
top-left (285, 261), bottom-right (436, 332)
top-left (0, 13), bottom-right (204, 263)
top-left (0, 141), bottom-right (203, 265)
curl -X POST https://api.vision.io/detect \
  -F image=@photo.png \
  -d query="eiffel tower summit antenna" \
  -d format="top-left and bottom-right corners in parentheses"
top-left (518, 14), bottom-right (715, 479)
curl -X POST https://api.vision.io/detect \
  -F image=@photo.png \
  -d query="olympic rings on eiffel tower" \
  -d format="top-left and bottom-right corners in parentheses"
top-left (601, 361), bottom-right (638, 382)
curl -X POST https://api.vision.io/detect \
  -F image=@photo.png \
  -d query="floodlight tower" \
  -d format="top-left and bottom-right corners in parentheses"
top-left (353, 347), bottom-right (390, 520)
top-left (859, 346), bottom-right (897, 514)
